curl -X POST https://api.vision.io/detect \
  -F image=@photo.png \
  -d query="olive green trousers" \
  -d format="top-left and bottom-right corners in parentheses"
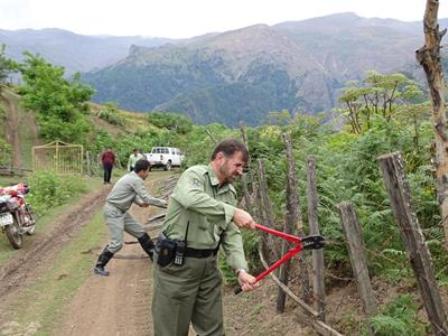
top-left (152, 254), bottom-right (224, 336)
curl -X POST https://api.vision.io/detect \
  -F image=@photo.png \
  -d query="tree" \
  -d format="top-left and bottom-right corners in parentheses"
top-left (416, 0), bottom-right (448, 251)
top-left (338, 71), bottom-right (420, 134)
top-left (18, 52), bottom-right (94, 143)
top-left (0, 44), bottom-right (16, 86)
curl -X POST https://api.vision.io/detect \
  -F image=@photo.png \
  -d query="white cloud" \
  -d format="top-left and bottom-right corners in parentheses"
top-left (0, 0), bottom-right (446, 38)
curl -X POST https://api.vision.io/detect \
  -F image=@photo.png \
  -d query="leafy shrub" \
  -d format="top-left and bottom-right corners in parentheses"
top-left (27, 171), bottom-right (88, 215)
top-left (0, 138), bottom-right (11, 167)
top-left (367, 294), bottom-right (427, 336)
top-left (148, 111), bottom-right (193, 134)
top-left (98, 102), bottom-right (125, 126)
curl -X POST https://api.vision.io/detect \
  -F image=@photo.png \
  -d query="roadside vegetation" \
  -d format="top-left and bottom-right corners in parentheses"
top-left (0, 46), bottom-right (446, 334)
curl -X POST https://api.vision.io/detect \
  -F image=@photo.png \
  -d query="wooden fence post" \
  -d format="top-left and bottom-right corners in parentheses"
top-left (276, 133), bottom-right (310, 312)
top-left (307, 156), bottom-right (326, 321)
top-left (378, 152), bottom-right (448, 336)
top-left (337, 202), bottom-right (377, 335)
top-left (257, 159), bottom-right (280, 263)
top-left (239, 123), bottom-right (252, 212)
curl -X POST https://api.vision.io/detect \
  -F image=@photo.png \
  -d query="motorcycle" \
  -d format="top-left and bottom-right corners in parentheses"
top-left (0, 183), bottom-right (37, 249)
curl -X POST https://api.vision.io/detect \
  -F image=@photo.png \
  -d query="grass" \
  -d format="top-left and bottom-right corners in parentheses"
top-left (1, 210), bottom-right (107, 335)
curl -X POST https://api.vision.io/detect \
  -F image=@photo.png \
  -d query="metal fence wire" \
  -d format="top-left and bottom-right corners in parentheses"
top-left (32, 140), bottom-right (83, 175)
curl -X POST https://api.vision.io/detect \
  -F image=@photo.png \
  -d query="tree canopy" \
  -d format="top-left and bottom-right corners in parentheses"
top-left (18, 52), bottom-right (94, 143)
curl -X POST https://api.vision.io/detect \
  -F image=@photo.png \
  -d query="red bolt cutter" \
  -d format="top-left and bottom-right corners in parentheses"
top-left (235, 223), bottom-right (325, 294)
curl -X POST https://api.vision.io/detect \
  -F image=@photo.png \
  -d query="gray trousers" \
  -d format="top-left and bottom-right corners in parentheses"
top-left (104, 203), bottom-right (145, 253)
top-left (152, 254), bottom-right (224, 336)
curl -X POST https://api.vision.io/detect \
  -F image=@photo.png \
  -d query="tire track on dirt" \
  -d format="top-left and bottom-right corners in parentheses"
top-left (0, 185), bottom-right (111, 301)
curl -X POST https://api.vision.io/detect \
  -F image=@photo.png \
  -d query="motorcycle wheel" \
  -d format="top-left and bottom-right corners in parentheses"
top-left (26, 224), bottom-right (36, 235)
top-left (5, 216), bottom-right (23, 249)
top-left (25, 207), bottom-right (37, 235)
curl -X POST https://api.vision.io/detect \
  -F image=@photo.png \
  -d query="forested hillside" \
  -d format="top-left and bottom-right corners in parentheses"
top-left (3, 13), bottom-right (448, 126)
top-left (83, 13), bottom-right (443, 126)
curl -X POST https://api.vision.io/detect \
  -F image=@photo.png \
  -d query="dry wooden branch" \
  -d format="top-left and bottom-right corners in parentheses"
top-left (416, 0), bottom-right (448, 251)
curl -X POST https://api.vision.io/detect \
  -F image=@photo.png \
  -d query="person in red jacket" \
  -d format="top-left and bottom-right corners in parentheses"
top-left (101, 147), bottom-right (116, 184)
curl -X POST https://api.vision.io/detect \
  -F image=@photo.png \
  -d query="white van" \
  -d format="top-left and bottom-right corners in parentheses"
top-left (145, 147), bottom-right (184, 171)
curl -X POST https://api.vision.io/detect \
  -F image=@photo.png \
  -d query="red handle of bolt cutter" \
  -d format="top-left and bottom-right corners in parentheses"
top-left (254, 223), bottom-right (301, 244)
top-left (234, 244), bottom-right (303, 295)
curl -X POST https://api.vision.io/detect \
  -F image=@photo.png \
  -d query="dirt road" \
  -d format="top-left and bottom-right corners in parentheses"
top-left (56, 187), bottom-right (163, 335)
top-left (0, 171), bottom-right (313, 336)
top-left (53, 173), bottom-right (171, 336)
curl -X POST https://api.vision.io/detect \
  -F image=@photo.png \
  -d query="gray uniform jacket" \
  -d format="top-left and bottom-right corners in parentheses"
top-left (106, 172), bottom-right (166, 212)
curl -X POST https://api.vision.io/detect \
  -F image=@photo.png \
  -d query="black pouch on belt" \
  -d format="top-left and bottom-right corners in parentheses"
top-left (156, 234), bottom-right (177, 267)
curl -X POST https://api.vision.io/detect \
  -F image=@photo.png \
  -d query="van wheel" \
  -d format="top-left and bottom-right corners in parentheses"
top-left (164, 161), bottom-right (172, 171)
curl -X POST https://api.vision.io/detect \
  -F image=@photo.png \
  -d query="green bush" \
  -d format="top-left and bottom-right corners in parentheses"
top-left (98, 102), bottom-right (125, 126)
top-left (0, 138), bottom-right (11, 167)
top-left (367, 294), bottom-right (427, 336)
top-left (27, 171), bottom-right (88, 215)
top-left (148, 111), bottom-right (193, 134)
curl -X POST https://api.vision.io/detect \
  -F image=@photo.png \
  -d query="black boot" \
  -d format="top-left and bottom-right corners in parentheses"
top-left (138, 233), bottom-right (155, 261)
top-left (94, 247), bottom-right (114, 276)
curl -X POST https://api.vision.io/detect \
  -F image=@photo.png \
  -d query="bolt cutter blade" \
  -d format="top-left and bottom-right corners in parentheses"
top-left (234, 224), bottom-right (326, 295)
top-left (301, 235), bottom-right (325, 250)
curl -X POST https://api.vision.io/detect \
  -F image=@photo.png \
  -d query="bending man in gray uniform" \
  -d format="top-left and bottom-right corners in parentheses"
top-left (152, 139), bottom-right (258, 336)
top-left (94, 159), bottom-right (167, 276)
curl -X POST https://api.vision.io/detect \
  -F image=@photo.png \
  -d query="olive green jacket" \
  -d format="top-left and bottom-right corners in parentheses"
top-left (163, 164), bottom-right (248, 271)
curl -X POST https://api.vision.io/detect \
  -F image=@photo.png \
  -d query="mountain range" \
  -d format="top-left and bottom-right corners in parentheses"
top-left (0, 28), bottom-right (171, 74)
top-left (2, 13), bottom-right (446, 126)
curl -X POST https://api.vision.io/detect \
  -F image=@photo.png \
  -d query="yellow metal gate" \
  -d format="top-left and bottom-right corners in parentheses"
top-left (32, 140), bottom-right (84, 175)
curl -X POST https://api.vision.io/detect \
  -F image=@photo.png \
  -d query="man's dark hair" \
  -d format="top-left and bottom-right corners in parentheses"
top-left (134, 159), bottom-right (150, 173)
top-left (211, 139), bottom-right (249, 163)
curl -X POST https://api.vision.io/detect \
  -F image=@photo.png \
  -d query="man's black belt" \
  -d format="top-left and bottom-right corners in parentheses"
top-left (184, 247), bottom-right (218, 258)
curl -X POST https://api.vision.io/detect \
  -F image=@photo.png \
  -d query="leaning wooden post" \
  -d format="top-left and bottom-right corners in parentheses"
top-left (239, 123), bottom-right (252, 212)
top-left (378, 152), bottom-right (448, 336)
top-left (251, 171), bottom-right (264, 224)
top-left (337, 202), bottom-right (377, 335)
top-left (307, 156), bottom-right (326, 321)
top-left (257, 159), bottom-right (280, 262)
top-left (276, 133), bottom-right (310, 312)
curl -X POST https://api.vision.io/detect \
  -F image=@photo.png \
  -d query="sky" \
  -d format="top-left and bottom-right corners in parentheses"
top-left (1, 0), bottom-right (447, 39)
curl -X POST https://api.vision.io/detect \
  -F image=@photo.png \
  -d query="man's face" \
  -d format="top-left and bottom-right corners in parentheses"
top-left (218, 151), bottom-right (245, 184)
top-left (138, 168), bottom-right (150, 180)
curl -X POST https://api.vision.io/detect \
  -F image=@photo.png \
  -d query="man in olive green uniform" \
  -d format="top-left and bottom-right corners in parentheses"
top-left (152, 139), bottom-right (257, 336)
top-left (94, 159), bottom-right (167, 276)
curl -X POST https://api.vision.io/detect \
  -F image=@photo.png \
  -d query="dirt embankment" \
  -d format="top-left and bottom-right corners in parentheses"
top-left (0, 87), bottom-right (39, 169)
